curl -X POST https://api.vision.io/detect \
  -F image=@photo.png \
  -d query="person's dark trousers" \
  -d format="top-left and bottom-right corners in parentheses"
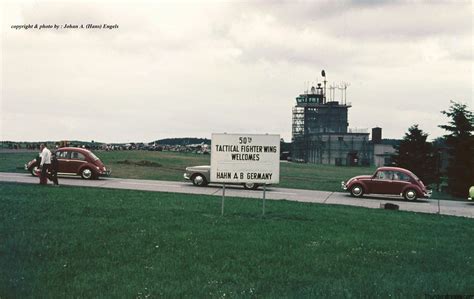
top-left (50, 158), bottom-right (59, 185)
top-left (49, 169), bottom-right (59, 185)
top-left (40, 164), bottom-right (51, 185)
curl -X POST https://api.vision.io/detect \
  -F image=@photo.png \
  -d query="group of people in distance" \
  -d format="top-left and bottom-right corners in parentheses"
top-left (38, 143), bottom-right (59, 186)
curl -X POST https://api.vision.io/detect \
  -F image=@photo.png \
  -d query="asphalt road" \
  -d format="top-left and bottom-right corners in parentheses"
top-left (1, 172), bottom-right (473, 218)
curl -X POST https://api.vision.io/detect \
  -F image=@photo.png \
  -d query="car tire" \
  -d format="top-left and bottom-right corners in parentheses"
top-left (403, 189), bottom-right (418, 201)
top-left (30, 165), bottom-right (40, 177)
top-left (81, 168), bottom-right (94, 180)
top-left (350, 184), bottom-right (364, 197)
top-left (191, 174), bottom-right (208, 187)
top-left (243, 183), bottom-right (259, 190)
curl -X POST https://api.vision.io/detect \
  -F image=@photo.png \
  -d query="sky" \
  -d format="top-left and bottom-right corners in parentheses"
top-left (1, 0), bottom-right (472, 143)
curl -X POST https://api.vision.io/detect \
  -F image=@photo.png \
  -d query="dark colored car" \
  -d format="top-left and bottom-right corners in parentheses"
top-left (342, 166), bottom-right (431, 200)
top-left (184, 165), bottom-right (260, 190)
top-left (25, 147), bottom-right (111, 179)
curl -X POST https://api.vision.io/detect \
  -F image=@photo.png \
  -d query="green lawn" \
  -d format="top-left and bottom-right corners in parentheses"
top-left (1, 182), bottom-right (473, 297)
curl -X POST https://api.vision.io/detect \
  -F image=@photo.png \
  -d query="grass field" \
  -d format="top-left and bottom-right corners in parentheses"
top-left (1, 182), bottom-right (473, 297)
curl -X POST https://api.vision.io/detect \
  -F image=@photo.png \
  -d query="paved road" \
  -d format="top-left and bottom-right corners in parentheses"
top-left (1, 172), bottom-right (473, 218)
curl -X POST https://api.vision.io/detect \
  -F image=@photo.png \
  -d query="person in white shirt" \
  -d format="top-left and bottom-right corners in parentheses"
top-left (39, 143), bottom-right (52, 185)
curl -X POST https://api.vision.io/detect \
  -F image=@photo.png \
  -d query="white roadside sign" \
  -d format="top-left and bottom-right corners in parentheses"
top-left (211, 133), bottom-right (280, 184)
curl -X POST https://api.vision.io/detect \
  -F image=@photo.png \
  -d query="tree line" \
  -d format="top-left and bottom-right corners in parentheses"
top-left (392, 101), bottom-right (474, 197)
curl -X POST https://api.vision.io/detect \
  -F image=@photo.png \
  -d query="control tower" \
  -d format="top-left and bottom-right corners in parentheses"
top-left (292, 84), bottom-right (351, 137)
top-left (291, 70), bottom-right (372, 165)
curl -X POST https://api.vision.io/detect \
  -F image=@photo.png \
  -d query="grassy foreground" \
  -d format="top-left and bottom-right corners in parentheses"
top-left (1, 182), bottom-right (473, 297)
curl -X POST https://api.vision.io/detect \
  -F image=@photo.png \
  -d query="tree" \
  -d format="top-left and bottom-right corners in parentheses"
top-left (392, 125), bottom-right (437, 185)
top-left (439, 101), bottom-right (474, 197)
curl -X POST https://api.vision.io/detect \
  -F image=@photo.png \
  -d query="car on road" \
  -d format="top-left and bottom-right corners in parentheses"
top-left (469, 186), bottom-right (474, 201)
top-left (342, 166), bottom-right (431, 200)
top-left (184, 165), bottom-right (260, 190)
top-left (25, 147), bottom-right (111, 180)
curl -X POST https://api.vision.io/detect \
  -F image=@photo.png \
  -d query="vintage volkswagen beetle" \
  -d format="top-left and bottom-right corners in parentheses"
top-left (342, 166), bottom-right (431, 201)
top-left (25, 147), bottom-right (110, 179)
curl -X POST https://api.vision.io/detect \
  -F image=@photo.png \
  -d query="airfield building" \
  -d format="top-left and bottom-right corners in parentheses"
top-left (291, 72), bottom-right (373, 166)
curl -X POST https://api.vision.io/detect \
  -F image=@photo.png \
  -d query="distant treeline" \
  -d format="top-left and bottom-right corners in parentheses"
top-left (0, 140), bottom-right (104, 150)
top-left (154, 138), bottom-right (211, 146)
top-left (2, 137), bottom-right (293, 149)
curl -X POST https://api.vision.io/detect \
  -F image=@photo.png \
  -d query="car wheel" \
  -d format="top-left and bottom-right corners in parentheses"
top-left (30, 166), bottom-right (40, 177)
top-left (192, 174), bottom-right (208, 187)
top-left (81, 168), bottom-right (94, 180)
top-left (404, 189), bottom-right (418, 201)
top-left (350, 184), bottom-right (364, 197)
top-left (243, 183), bottom-right (259, 190)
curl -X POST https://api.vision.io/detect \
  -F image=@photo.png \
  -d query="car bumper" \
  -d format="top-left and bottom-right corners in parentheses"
top-left (183, 173), bottom-right (190, 180)
top-left (423, 190), bottom-right (432, 198)
top-left (341, 181), bottom-right (348, 191)
top-left (469, 197), bottom-right (473, 201)
top-left (25, 163), bottom-right (35, 171)
top-left (98, 170), bottom-right (112, 177)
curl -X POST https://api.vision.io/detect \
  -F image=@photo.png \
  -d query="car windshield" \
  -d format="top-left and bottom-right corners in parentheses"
top-left (89, 152), bottom-right (100, 161)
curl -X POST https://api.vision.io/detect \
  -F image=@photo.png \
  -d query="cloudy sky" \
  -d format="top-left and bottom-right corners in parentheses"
top-left (1, 0), bottom-right (472, 143)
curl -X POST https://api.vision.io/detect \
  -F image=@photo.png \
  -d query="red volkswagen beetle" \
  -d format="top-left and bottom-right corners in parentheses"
top-left (342, 167), bottom-right (431, 201)
top-left (25, 147), bottom-right (111, 180)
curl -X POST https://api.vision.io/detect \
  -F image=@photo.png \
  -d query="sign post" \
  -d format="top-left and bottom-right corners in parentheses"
top-left (211, 133), bottom-right (280, 216)
top-left (262, 184), bottom-right (266, 216)
top-left (222, 183), bottom-right (226, 216)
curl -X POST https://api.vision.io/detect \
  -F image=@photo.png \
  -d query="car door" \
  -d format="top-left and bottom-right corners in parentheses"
top-left (56, 151), bottom-right (71, 173)
top-left (370, 170), bottom-right (393, 194)
top-left (69, 151), bottom-right (88, 174)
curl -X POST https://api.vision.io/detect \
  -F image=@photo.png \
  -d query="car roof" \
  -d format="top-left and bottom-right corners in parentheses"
top-left (56, 147), bottom-right (92, 154)
top-left (376, 166), bottom-right (415, 175)
top-left (191, 165), bottom-right (211, 169)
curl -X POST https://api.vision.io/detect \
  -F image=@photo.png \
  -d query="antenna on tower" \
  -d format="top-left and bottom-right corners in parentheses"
top-left (336, 83), bottom-right (342, 103)
top-left (321, 70), bottom-right (327, 104)
top-left (329, 84), bottom-right (337, 102)
top-left (341, 82), bottom-right (350, 105)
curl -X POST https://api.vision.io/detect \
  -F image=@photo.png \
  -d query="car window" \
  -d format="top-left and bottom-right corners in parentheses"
top-left (71, 152), bottom-right (86, 161)
top-left (57, 151), bottom-right (69, 159)
top-left (393, 171), bottom-right (411, 182)
top-left (375, 170), bottom-right (392, 180)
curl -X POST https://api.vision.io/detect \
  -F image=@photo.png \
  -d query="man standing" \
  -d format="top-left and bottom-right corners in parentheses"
top-left (39, 143), bottom-right (52, 185)
top-left (49, 151), bottom-right (59, 186)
